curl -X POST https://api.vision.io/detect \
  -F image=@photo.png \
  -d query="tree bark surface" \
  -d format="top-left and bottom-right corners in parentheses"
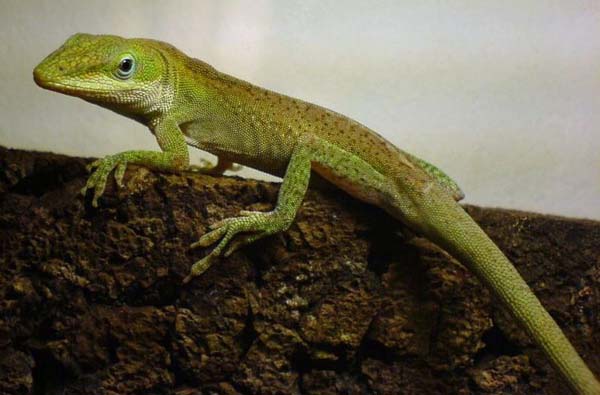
top-left (0, 146), bottom-right (598, 395)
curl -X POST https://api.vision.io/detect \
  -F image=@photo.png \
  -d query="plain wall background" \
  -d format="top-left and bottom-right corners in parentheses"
top-left (1, 0), bottom-right (599, 219)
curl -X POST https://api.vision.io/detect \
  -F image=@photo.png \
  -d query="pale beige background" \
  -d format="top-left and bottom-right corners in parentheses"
top-left (1, 1), bottom-right (599, 219)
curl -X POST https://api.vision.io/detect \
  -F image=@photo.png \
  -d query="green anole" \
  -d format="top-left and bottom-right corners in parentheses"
top-left (33, 33), bottom-right (600, 394)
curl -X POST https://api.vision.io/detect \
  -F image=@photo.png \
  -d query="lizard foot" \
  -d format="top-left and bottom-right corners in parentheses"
top-left (184, 210), bottom-right (290, 283)
top-left (81, 154), bottom-right (128, 207)
top-left (188, 159), bottom-right (242, 176)
top-left (187, 158), bottom-right (217, 173)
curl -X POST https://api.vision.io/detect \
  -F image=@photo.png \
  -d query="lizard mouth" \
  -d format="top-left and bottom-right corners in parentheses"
top-left (33, 70), bottom-right (132, 102)
top-left (34, 73), bottom-right (95, 95)
top-left (33, 67), bottom-right (53, 90)
top-left (34, 78), bottom-right (91, 96)
top-left (33, 68), bottom-right (79, 95)
top-left (33, 65), bottom-right (116, 97)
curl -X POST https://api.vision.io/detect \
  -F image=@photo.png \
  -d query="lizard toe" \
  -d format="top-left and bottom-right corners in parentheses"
top-left (190, 226), bottom-right (227, 249)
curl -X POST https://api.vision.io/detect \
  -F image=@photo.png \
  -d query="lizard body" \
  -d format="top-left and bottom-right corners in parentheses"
top-left (33, 33), bottom-right (600, 394)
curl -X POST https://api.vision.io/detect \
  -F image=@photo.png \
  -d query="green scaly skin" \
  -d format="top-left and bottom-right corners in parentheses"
top-left (33, 33), bottom-right (599, 394)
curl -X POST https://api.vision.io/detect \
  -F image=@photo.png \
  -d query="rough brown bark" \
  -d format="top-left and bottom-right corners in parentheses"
top-left (0, 146), bottom-right (598, 395)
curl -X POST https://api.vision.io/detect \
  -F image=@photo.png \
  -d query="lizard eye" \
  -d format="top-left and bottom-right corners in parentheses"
top-left (115, 55), bottom-right (135, 79)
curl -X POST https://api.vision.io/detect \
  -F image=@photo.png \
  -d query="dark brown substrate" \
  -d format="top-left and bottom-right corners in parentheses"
top-left (1, 146), bottom-right (598, 394)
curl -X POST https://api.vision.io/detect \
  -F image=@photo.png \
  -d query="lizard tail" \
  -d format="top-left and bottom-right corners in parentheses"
top-left (414, 198), bottom-right (600, 394)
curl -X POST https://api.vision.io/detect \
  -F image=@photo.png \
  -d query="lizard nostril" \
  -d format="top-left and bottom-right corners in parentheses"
top-left (58, 66), bottom-right (64, 72)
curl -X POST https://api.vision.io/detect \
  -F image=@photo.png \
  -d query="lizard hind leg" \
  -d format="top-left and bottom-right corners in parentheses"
top-left (185, 133), bottom-right (395, 283)
top-left (185, 139), bottom-right (314, 283)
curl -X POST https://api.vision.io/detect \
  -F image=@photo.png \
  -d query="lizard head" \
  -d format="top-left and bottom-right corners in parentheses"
top-left (33, 33), bottom-right (173, 118)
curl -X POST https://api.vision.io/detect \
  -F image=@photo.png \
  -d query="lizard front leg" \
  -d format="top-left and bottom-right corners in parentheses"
top-left (185, 136), bottom-right (313, 282)
top-left (82, 118), bottom-right (189, 206)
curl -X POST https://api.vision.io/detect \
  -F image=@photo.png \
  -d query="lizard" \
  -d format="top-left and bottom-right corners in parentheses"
top-left (32, 33), bottom-right (600, 394)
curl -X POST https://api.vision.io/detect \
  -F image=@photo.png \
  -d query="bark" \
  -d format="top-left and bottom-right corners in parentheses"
top-left (0, 146), bottom-right (598, 395)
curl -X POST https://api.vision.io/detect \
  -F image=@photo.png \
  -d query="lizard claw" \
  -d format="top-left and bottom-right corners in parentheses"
top-left (85, 158), bottom-right (103, 173)
top-left (183, 254), bottom-right (216, 283)
top-left (114, 162), bottom-right (127, 187)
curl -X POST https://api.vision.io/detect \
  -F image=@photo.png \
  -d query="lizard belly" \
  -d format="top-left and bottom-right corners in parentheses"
top-left (180, 120), bottom-right (292, 177)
